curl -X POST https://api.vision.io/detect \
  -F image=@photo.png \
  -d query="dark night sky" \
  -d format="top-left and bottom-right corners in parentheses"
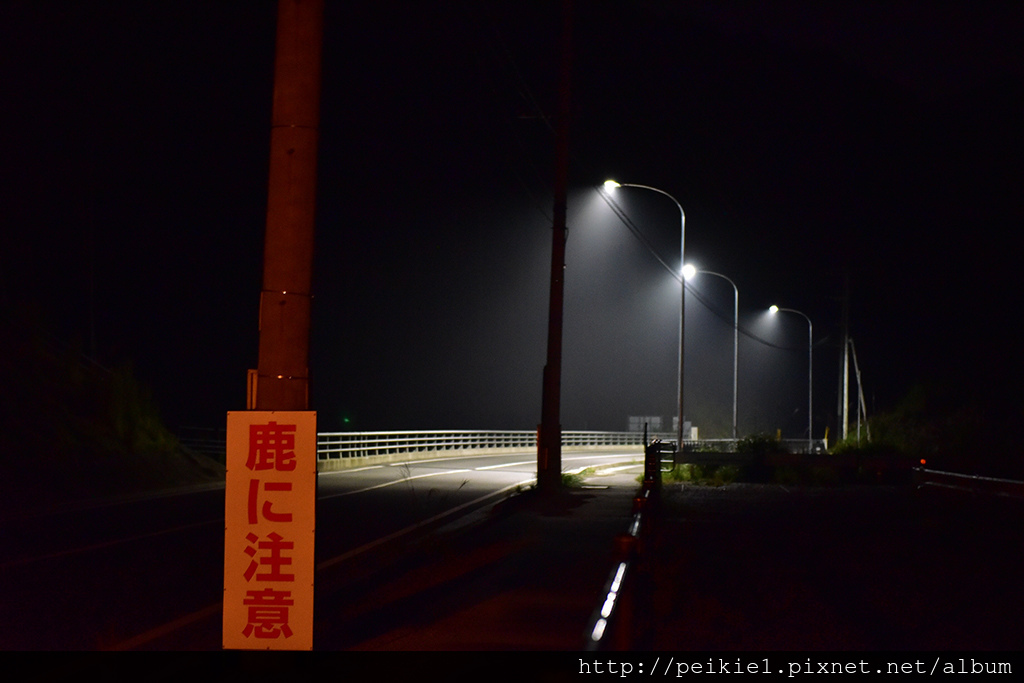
top-left (2, 1), bottom-right (1022, 438)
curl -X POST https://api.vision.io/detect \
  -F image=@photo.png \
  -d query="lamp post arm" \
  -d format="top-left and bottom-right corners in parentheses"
top-left (620, 183), bottom-right (685, 238)
top-left (619, 183), bottom-right (686, 450)
top-left (608, 181), bottom-right (687, 451)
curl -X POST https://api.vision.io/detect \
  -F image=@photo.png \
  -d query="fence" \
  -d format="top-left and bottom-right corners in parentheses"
top-left (585, 439), bottom-right (672, 650)
top-left (179, 428), bottom-right (827, 466)
top-left (913, 468), bottom-right (1024, 499)
top-left (176, 426), bottom-right (228, 460)
top-left (315, 430), bottom-right (672, 466)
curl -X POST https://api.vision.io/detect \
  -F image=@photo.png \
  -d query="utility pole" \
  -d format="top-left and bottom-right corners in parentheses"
top-left (252, 0), bottom-right (324, 412)
top-left (839, 275), bottom-right (850, 441)
top-left (226, 1), bottom-right (324, 652)
top-left (850, 338), bottom-right (870, 443)
top-left (538, 0), bottom-right (573, 493)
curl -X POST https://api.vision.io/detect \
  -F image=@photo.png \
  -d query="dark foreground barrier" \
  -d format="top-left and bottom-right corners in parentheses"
top-left (583, 440), bottom-right (675, 650)
top-left (913, 467), bottom-right (1024, 498)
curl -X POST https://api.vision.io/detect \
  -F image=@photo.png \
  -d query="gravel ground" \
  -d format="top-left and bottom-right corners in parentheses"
top-left (639, 482), bottom-right (1024, 651)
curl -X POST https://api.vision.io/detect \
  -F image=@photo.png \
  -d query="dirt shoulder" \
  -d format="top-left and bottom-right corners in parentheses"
top-left (637, 482), bottom-right (1024, 650)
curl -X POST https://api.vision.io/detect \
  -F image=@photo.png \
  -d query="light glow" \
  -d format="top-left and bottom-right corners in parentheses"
top-left (769, 305), bottom-right (779, 314)
top-left (682, 263), bottom-right (697, 281)
top-left (610, 562), bottom-right (627, 592)
top-left (601, 594), bottom-right (616, 618)
top-left (603, 179), bottom-right (621, 191)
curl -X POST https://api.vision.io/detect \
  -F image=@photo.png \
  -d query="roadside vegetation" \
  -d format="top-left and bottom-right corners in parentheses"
top-left (664, 377), bottom-right (1024, 487)
top-left (665, 433), bottom-right (779, 486)
top-left (828, 381), bottom-right (1022, 479)
top-left (561, 467), bottom-right (595, 487)
top-left (0, 308), bottom-right (223, 516)
top-left (665, 463), bottom-right (741, 487)
top-left (669, 431), bottom-right (895, 487)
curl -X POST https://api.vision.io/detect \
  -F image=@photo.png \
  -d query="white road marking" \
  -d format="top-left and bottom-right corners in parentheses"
top-left (475, 460), bottom-right (535, 470)
top-left (319, 469), bottom-right (472, 500)
top-left (319, 465), bottom-right (385, 474)
top-left (108, 476), bottom-right (537, 651)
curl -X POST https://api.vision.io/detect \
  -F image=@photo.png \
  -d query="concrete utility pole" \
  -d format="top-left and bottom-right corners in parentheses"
top-left (538, 0), bottom-right (573, 493)
top-left (253, 0), bottom-right (324, 411)
top-left (839, 275), bottom-right (850, 441)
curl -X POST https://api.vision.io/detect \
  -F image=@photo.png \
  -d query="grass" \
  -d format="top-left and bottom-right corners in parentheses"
top-left (562, 467), bottom-right (595, 488)
top-left (506, 467), bottom-right (596, 497)
top-left (664, 463), bottom-right (741, 487)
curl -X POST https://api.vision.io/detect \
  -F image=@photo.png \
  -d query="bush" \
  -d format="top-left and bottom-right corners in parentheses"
top-left (0, 309), bottom-right (221, 511)
top-left (667, 463), bottom-right (740, 487)
top-left (737, 433), bottom-right (785, 456)
top-left (735, 433), bottom-right (784, 482)
top-left (561, 468), bottom-right (593, 488)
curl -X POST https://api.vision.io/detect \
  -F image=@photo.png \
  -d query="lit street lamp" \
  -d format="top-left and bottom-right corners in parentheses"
top-left (604, 180), bottom-right (687, 450)
top-left (685, 265), bottom-right (739, 440)
top-left (769, 305), bottom-right (813, 453)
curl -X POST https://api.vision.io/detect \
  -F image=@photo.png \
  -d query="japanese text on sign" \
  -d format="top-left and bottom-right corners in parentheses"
top-left (223, 412), bottom-right (315, 650)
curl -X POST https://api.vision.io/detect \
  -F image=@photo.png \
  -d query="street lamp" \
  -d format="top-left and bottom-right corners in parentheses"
top-left (769, 305), bottom-right (813, 453)
top-left (604, 180), bottom-right (686, 450)
top-left (685, 266), bottom-right (739, 441)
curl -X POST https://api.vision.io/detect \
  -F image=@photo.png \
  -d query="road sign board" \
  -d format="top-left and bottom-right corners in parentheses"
top-left (223, 411), bottom-right (316, 650)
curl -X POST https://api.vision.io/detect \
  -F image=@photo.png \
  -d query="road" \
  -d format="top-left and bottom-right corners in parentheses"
top-left (0, 450), bottom-right (642, 650)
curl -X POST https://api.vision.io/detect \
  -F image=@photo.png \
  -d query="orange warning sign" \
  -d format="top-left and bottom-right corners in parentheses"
top-left (223, 411), bottom-right (316, 650)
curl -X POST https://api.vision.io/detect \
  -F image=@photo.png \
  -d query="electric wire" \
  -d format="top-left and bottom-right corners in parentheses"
top-left (463, 2), bottom-right (822, 355)
top-left (597, 183), bottom-right (817, 353)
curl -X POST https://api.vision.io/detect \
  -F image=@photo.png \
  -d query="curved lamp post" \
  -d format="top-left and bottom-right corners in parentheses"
top-left (604, 180), bottom-right (686, 449)
top-left (685, 265), bottom-right (739, 440)
top-left (769, 305), bottom-right (813, 453)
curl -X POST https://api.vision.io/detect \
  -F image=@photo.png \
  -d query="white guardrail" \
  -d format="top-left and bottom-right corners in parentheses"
top-left (913, 468), bottom-right (1024, 499)
top-left (315, 430), bottom-right (670, 470)
top-left (315, 431), bottom-right (822, 461)
top-left (179, 428), bottom-right (824, 468)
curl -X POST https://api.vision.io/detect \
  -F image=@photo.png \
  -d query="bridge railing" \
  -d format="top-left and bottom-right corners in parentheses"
top-left (913, 467), bottom-right (1024, 499)
top-left (314, 431), bottom-right (830, 461)
top-left (178, 427), bottom-right (825, 465)
top-left (316, 430), bottom-right (677, 462)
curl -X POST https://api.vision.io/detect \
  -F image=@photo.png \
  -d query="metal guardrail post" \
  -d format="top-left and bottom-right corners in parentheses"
top-left (643, 440), bottom-right (676, 498)
top-left (643, 441), bottom-right (660, 489)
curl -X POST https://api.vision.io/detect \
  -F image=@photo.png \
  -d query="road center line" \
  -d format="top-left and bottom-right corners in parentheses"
top-left (319, 465), bottom-right (385, 474)
top-left (109, 476), bottom-right (537, 651)
top-left (315, 477), bottom-right (535, 572)
top-left (319, 469), bottom-right (472, 500)
top-left (475, 460), bottom-right (535, 470)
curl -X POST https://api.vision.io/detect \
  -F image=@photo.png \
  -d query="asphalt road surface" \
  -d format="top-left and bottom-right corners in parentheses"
top-left (6, 454), bottom-right (1021, 654)
top-left (0, 450), bottom-right (641, 650)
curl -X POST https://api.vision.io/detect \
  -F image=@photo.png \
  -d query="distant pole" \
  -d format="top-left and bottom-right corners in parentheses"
top-left (538, 0), bottom-right (572, 493)
top-left (850, 338), bottom-right (870, 443)
top-left (770, 306), bottom-right (813, 452)
top-left (676, 207), bottom-right (685, 452)
top-left (730, 284), bottom-right (738, 440)
top-left (840, 275), bottom-right (850, 441)
top-left (689, 269), bottom-right (738, 440)
top-left (254, 0), bottom-right (324, 411)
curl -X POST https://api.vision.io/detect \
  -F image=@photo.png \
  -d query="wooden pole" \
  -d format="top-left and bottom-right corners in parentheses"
top-left (254, 0), bottom-right (324, 412)
top-left (538, 0), bottom-right (573, 492)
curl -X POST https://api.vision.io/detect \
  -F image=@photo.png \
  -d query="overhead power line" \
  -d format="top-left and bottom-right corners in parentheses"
top-left (597, 184), bottom-right (814, 354)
